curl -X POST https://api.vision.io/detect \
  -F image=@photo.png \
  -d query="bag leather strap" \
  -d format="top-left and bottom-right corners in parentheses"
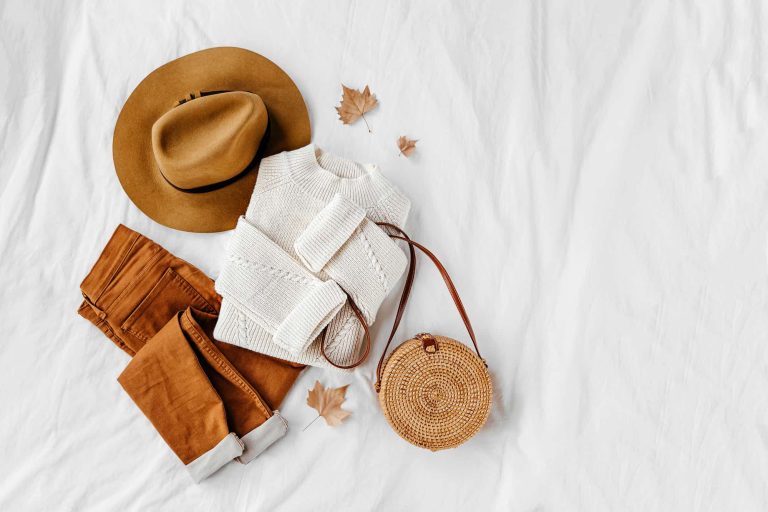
top-left (373, 223), bottom-right (483, 390)
top-left (320, 293), bottom-right (372, 369)
top-left (320, 223), bottom-right (483, 375)
top-left (320, 223), bottom-right (413, 370)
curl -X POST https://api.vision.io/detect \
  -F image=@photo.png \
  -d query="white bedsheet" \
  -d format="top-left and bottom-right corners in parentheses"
top-left (1, 1), bottom-right (767, 510)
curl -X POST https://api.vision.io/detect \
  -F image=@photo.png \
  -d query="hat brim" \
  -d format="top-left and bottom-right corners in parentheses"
top-left (113, 47), bottom-right (311, 233)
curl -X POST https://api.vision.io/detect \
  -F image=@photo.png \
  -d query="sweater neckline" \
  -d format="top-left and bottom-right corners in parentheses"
top-left (285, 144), bottom-right (394, 208)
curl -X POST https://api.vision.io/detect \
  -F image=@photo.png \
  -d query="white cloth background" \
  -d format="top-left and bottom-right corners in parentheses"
top-left (1, 1), bottom-right (767, 510)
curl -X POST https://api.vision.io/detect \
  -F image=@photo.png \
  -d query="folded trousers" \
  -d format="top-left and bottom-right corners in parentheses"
top-left (78, 224), bottom-right (304, 482)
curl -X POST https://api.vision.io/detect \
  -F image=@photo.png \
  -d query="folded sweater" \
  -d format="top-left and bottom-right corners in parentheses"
top-left (214, 144), bottom-right (410, 368)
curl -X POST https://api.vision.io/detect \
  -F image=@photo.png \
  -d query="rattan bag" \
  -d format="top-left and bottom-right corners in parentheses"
top-left (372, 224), bottom-right (492, 451)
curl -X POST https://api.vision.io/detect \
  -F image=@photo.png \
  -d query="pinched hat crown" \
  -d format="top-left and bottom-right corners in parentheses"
top-left (151, 91), bottom-right (268, 191)
top-left (112, 47), bottom-right (310, 233)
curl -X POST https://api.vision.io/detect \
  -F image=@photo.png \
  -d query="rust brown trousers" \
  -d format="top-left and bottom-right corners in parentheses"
top-left (78, 224), bottom-right (304, 482)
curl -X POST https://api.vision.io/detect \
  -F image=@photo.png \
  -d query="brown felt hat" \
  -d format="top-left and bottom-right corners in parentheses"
top-left (113, 47), bottom-right (311, 232)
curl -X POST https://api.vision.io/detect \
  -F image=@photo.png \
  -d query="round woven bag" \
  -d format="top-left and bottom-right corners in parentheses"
top-left (373, 223), bottom-right (493, 451)
top-left (378, 334), bottom-right (492, 451)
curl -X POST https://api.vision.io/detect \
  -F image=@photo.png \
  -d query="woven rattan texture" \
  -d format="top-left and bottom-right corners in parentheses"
top-left (378, 335), bottom-right (492, 451)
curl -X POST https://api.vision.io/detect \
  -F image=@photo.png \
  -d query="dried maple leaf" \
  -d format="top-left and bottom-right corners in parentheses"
top-left (303, 381), bottom-right (351, 430)
top-left (336, 84), bottom-right (378, 132)
top-left (397, 136), bottom-right (418, 157)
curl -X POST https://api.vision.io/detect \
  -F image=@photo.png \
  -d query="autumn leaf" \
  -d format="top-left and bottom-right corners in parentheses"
top-left (336, 84), bottom-right (378, 132)
top-left (303, 381), bottom-right (351, 431)
top-left (397, 136), bottom-right (418, 157)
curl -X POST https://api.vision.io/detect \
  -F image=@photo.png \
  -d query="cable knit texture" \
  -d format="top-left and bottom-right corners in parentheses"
top-left (295, 195), bottom-right (408, 324)
top-left (215, 216), bottom-right (347, 354)
top-left (313, 216), bottom-right (408, 324)
top-left (214, 144), bottom-right (410, 369)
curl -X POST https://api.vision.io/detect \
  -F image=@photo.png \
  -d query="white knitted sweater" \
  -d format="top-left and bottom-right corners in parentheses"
top-left (214, 144), bottom-right (410, 368)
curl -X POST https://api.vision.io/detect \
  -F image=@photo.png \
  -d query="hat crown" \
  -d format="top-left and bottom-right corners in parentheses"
top-left (151, 91), bottom-right (268, 190)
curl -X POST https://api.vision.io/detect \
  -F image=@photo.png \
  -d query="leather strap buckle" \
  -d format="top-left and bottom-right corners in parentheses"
top-left (417, 333), bottom-right (437, 353)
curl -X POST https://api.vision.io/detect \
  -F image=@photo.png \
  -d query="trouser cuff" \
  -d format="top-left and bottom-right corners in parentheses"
top-left (237, 411), bottom-right (288, 464)
top-left (185, 432), bottom-right (244, 483)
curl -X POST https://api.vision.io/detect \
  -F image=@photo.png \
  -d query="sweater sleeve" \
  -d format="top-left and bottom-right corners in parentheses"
top-left (293, 194), bottom-right (408, 325)
top-left (215, 216), bottom-right (347, 354)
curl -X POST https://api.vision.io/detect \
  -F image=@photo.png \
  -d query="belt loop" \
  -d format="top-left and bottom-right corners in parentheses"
top-left (82, 292), bottom-right (107, 320)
